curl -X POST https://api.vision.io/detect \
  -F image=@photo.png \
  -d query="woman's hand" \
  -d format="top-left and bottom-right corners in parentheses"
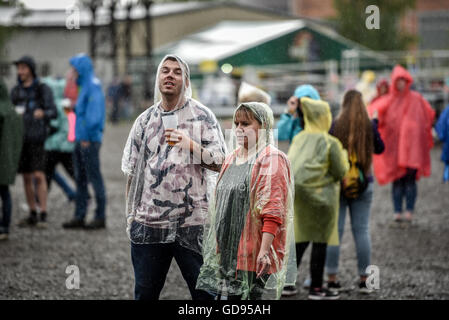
top-left (256, 250), bottom-right (271, 279)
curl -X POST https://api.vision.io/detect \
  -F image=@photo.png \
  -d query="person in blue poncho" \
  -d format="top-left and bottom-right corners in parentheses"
top-left (436, 104), bottom-right (449, 182)
top-left (62, 53), bottom-right (107, 230)
top-left (276, 85), bottom-right (321, 143)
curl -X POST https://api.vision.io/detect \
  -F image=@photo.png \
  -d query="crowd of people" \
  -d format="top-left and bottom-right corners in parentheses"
top-left (0, 53), bottom-right (107, 239)
top-left (0, 52), bottom-right (444, 300)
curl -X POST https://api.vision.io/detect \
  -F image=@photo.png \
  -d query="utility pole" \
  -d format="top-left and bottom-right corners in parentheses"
top-left (142, 0), bottom-right (153, 100)
top-left (125, 1), bottom-right (134, 75)
top-left (109, 0), bottom-right (118, 77)
top-left (88, 0), bottom-right (101, 62)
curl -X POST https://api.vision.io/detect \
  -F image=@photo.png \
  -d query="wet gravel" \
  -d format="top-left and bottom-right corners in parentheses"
top-left (1, 120), bottom-right (448, 300)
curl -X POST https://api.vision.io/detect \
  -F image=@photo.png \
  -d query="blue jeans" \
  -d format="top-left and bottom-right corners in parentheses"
top-left (325, 182), bottom-right (373, 276)
top-left (53, 171), bottom-right (76, 201)
top-left (0, 185), bottom-right (11, 231)
top-left (392, 169), bottom-right (417, 213)
top-left (131, 241), bottom-right (214, 300)
top-left (73, 142), bottom-right (106, 220)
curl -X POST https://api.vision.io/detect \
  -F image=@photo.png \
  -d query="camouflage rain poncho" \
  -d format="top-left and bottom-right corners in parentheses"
top-left (121, 55), bottom-right (227, 254)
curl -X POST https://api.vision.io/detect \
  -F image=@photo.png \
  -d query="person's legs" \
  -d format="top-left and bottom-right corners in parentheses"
top-left (173, 242), bottom-right (214, 300)
top-left (53, 171), bottom-right (76, 201)
top-left (326, 196), bottom-right (348, 282)
top-left (82, 142), bottom-right (106, 221)
top-left (309, 242), bottom-right (327, 290)
top-left (59, 151), bottom-right (77, 201)
top-left (0, 185), bottom-right (12, 231)
top-left (349, 183), bottom-right (373, 281)
top-left (131, 242), bottom-right (174, 300)
top-left (45, 151), bottom-right (58, 191)
top-left (404, 169), bottom-right (417, 220)
top-left (60, 152), bottom-right (76, 180)
top-left (33, 171), bottom-right (47, 213)
top-left (281, 242), bottom-right (309, 295)
top-left (392, 177), bottom-right (405, 220)
top-left (23, 173), bottom-right (37, 212)
top-left (74, 143), bottom-right (89, 221)
top-left (295, 241), bottom-right (310, 268)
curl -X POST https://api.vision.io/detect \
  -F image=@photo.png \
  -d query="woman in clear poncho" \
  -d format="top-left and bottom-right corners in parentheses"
top-left (196, 102), bottom-right (296, 300)
top-left (287, 97), bottom-right (349, 299)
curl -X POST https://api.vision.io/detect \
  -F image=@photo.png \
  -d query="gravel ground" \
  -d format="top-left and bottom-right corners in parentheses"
top-left (1, 119), bottom-right (448, 300)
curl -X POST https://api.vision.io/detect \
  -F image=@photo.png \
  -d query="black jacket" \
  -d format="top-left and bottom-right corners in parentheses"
top-left (10, 79), bottom-right (57, 143)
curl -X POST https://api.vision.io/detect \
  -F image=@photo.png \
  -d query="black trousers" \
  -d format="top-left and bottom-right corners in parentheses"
top-left (296, 242), bottom-right (327, 290)
top-left (45, 151), bottom-right (75, 190)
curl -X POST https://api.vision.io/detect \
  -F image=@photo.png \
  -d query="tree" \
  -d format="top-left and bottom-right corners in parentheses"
top-left (332, 0), bottom-right (417, 51)
top-left (0, 0), bottom-right (29, 57)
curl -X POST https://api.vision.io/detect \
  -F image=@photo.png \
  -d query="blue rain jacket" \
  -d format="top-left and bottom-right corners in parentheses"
top-left (69, 53), bottom-right (105, 142)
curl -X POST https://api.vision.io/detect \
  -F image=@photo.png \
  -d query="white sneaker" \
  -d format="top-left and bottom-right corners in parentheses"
top-left (359, 281), bottom-right (374, 294)
top-left (281, 286), bottom-right (298, 296)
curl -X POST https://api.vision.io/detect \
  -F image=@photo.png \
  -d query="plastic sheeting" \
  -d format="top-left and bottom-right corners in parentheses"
top-left (287, 97), bottom-right (349, 245)
top-left (121, 55), bottom-right (227, 255)
top-left (196, 102), bottom-right (297, 300)
top-left (367, 65), bottom-right (435, 185)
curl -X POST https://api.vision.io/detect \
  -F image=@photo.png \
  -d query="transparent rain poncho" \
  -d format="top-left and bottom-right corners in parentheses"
top-left (196, 102), bottom-right (297, 300)
top-left (121, 54), bottom-right (227, 255)
top-left (287, 97), bottom-right (349, 245)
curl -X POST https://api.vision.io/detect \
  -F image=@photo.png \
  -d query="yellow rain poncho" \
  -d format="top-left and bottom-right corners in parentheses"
top-left (288, 97), bottom-right (349, 245)
top-left (196, 102), bottom-right (297, 300)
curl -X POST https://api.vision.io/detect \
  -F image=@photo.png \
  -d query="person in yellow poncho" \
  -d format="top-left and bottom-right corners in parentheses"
top-left (287, 97), bottom-right (349, 300)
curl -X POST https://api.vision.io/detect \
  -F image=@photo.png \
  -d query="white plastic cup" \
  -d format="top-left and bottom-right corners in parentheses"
top-left (61, 98), bottom-right (72, 108)
top-left (162, 114), bottom-right (178, 145)
top-left (162, 114), bottom-right (178, 129)
top-left (15, 105), bottom-right (25, 115)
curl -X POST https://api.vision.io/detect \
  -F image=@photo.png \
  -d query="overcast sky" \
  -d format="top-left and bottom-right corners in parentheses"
top-left (20, 0), bottom-right (78, 9)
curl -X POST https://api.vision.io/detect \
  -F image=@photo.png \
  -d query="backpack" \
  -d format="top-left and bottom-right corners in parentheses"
top-left (341, 152), bottom-right (368, 199)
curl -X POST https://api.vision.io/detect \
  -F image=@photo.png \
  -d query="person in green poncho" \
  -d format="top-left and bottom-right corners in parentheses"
top-left (41, 76), bottom-right (77, 202)
top-left (0, 80), bottom-right (24, 240)
top-left (287, 97), bottom-right (349, 300)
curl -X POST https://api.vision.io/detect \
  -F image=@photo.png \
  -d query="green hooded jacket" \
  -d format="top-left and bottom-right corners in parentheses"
top-left (42, 77), bottom-right (75, 153)
top-left (287, 97), bottom-right (349, 245)
top-left (0, 80), bottom-right (24, 185)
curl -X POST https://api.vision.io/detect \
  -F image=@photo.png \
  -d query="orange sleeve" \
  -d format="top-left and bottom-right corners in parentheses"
top-left (255, 152), bottom-right (290, 237)
top-left (262, 216), bottom-right (282, 236)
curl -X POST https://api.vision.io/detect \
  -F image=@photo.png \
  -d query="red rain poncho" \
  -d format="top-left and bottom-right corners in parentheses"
top-left (367, 65), bottom-right (435, 185)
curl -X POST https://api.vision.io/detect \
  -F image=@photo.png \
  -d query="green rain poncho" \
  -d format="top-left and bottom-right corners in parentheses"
top-left (0, 80), bottom-right (23, 185)
top-left (288, 97), bottom-right (349, 245)
top-left (196, 102), bottom-right (297, 300)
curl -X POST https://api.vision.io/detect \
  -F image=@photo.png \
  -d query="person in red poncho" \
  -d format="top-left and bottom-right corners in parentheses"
top-left (370, 79), bottom-right (389, 105)
top-left (367, 65), bottom-right (435, 225)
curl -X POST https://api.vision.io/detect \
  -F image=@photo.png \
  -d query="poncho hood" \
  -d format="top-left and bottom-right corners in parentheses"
top-left (300, 97), bottom-right (332, 133)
